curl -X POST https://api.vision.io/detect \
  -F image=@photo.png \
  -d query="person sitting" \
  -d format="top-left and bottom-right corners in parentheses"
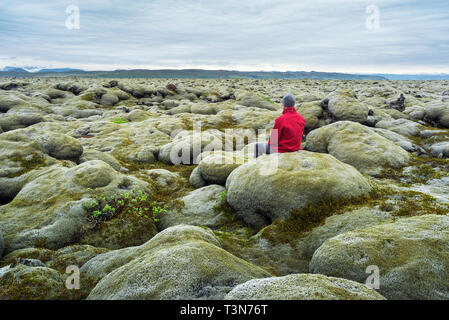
top-left (254, 93), bottom-right (306, 158)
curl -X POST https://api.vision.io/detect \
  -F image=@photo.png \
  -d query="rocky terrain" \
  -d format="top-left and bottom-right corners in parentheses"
top-left (0, 77), bottom-right (448, 300)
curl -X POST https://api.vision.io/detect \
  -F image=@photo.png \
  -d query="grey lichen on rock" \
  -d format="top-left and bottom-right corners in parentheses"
top-left (225, 274), bottom-right (386, 300)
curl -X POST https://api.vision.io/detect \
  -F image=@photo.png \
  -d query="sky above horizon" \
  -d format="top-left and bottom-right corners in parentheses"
top-left (1, 0), bottom-right (448, 74)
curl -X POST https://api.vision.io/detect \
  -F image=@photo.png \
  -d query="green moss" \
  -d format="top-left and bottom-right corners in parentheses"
top-left (204, 115), bottom-right (237, 132)
top-left (214, 228), bottom-right (256, 256)
top-left (378, 154), bottom-right (449, 185)
top-left (260, 188), bottom-right (384, 247)
top-left (80, 92), bottom-right (94, 101)
top-left (7, 152), bottom-right (46, 178)
top-left (33, 237), bottom-right (50, 249)
top-left (79, 211), bottom-right (158, 249)
top-left (389, 190), bottom-right (449, 216)
top-left (110, 117), bottom-right (129, 124)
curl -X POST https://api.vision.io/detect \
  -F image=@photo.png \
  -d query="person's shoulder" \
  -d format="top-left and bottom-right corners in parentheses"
top-left (295, 112), bottom-right (306, 122)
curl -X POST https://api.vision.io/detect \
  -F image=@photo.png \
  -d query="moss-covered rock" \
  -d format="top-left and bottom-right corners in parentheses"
top-left (305, 121), bottom-right (410, 176)
top-left (79, 149), bottom-right (122, 171)
top-left (46, 245), bottom-right (109, 272)
top-left (424, 103), bottom-right (449, 128)
top-left (197, 151), bottom-right (247, 185)
top-left (429, 142), bottom-right (449, 158)
top-left (189, 166), bottom-right (207, 188)
top-left (225, 151), bottom-right (373, 229)
top-left (0, 264), bottom-right (70, 300)
top-left (310, 214), bottom-right (449, 300)
top-left (0, 94), bottom-right (27, 112)
top-left (375, 118), bottom-right (423, 137)
top-left (225, 274), bottom-right (386, 300)
top-left (0, 160), bottom-right (151, 254)
top-left (325, 90), bottom-right (370, 123)
top-left (80, 225), bottom-right (222, 288)
top-left (0, 113), bottom-right (45, 132)
top-left (86, 225), bottom-right (271, 300)
top-left (0, 247), bottom-right (54, 267)
top-left (237, 93), bottom-right (279, 111)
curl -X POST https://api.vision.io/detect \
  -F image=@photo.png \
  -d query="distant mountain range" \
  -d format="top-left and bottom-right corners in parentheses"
top-left (1, 66), bottom-right (449, 80)
top-left (371, 73), bottom-right (449, 80)
top-left (1, 66), bottom-right (83, 73)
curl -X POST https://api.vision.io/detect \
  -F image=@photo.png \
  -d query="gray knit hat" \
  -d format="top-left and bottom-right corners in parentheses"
top-left (282, 93), bottom-right (296, 108)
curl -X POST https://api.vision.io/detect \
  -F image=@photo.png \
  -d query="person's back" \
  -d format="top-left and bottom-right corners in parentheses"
top-left (269, 106), bottom-right (305, 152)
top-left (254, 93), bottom-right (306, 158)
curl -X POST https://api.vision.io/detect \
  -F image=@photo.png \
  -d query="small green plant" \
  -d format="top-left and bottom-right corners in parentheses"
top-left (110, 117), bottom-right (129, 124)
top-left (83, 188), bottom-right (167, 226)
top-left (220, 190), bottom-right (227, 203)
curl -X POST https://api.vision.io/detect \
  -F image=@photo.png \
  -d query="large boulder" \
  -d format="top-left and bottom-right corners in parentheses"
top-left (305, 121), bottom-right (410, 175)
top-left (100, 93), bottom-right (119, 106)
top-left (296, 101), bottom-right (327, 133)
top-left (225, 151), bottom-right (373, 229)
top-left (85, 225), bottom-right (271, 299)
top-left (0, 94), bottom-right (27, 112)
top-left (0, 113), bottom-right (45, 132)
top-left (423, 103), bottom-right (449, 128)
top-left (81, 225), bottom-right (222, 287)
top-left (429, 142), bottom-right (449, 158)
top-left (79, 149), bottom-right (122, 171)
top-left (372, 127), bottom-right (424, 154)
top-left (189, 166), bottom-right (207, 188)
top-left (197, 151), bottom-right (247, 185)
top-left (237, 94), bottom-right (279, 111)
top-left (146, 169), bottom-right (183, 192)
top-left (0, 160), bottom-right (150, 254)
top-left (323, 90), bottom-right (370, 124)
top-left (375, 118), bottom-right (423, 137)
top-left (310, 215), bottom-right (449, 300)
top-left (0, 128), bottom-right (72, 204)
top-left (225, 274), bottom-right (385, 300)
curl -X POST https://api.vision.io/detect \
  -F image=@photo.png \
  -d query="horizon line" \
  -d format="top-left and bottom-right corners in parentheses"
top-left (2, 66), bottom-right (449, 76)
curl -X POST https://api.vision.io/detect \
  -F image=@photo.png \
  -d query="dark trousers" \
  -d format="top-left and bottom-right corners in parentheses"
top-left (254, 143), bottom-right (274, 158)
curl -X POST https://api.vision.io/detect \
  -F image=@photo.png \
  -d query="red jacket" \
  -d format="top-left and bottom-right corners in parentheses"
top-left (268, 107), bottom-right (305, 153)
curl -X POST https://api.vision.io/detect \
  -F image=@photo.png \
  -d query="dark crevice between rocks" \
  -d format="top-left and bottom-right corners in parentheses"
top-left (0, 194), bottom-right (15, 206)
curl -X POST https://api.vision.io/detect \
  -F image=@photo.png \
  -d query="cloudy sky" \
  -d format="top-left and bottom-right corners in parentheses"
top-left (1, 0), bottom-right (448, 73)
